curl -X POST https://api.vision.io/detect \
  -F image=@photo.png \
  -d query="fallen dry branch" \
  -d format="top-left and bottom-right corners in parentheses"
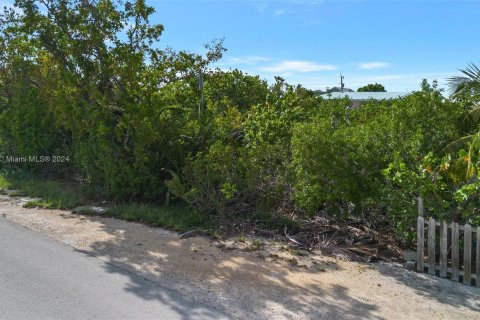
top-left (283, 226), bottom-right (305, 247)
top-left (291, 217), bottom-right (403, 262)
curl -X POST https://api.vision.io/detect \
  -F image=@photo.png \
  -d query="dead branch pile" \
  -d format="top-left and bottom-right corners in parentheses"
top-left (288, 216), bottom-right (404, 262)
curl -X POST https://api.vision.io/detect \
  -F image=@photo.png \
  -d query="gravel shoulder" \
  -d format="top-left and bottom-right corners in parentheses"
top-left (1, 195), bottom-right (479, 320)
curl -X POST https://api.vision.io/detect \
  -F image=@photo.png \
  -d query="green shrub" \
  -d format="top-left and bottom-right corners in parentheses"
top-left (0, 67), bottom-right (70, 173)
top-left (291, 84), bottom-right (464, 222)
top-left (167, 83), bottom-right (321, 214)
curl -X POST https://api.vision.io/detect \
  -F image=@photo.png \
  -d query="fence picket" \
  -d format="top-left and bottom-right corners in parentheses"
top-left (417, 217), bottom-right (424, 272)
top-left (439, 221), bottom-right (448, 278)
top-left (477, 227), bottom-right (480, 287)
top-left (428, 218), bottom-right (436, 275)
top-left (463, 224), bottom-right (472, 285)
top-left (452, 222), bottom-right (460, 281)
top-left (416, 216), bottom-right (478, 286)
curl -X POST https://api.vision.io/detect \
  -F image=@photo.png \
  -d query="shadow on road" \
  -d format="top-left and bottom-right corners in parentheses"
top-left (71, 214), bottom-right (382, 320)
top-left (374, 262), bottom-right (480, 313)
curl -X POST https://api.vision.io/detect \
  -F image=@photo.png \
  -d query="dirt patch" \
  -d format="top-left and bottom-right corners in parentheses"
top-left (1, 195), bottom-right (479, 319)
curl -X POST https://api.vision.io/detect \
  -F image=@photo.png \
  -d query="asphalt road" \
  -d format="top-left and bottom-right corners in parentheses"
top-left (0, 217), bottom-right (230, 320)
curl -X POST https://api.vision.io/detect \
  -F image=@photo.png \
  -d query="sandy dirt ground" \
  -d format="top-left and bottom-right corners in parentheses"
top-left (1, 194), bottom-right (479, 320)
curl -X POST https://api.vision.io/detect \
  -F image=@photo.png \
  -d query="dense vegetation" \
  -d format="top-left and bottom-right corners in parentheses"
top-left (1, 1), bottom-right (479, 242)
top-left (357, 83), bottom-right (386, 92)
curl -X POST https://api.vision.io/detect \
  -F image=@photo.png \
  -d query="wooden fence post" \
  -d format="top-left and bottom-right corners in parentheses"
top-left (477, 227), bottom-right (480, 287)
top-left (417, 216), bottom-right (425, 272)
top-left (452, 222), bottom-right (460, 281)
top-left (439, 221), bottom-right (448, 277)
top-left (464, 224), bottom-right (472, 285)
top-left (413, 194), bottom-right (479, 286)
top-left (428, 218), bottom-right (436, 275)
top-left (418, 196), bottom-right (424, 217)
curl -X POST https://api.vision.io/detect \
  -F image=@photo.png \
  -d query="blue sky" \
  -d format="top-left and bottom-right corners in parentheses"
top-left (2, 0), bottom-right (479, 92)
top-left (151, 0), bottom-right (480, 92)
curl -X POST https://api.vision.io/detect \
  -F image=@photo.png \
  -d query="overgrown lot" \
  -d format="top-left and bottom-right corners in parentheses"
top-left (1, 0), bottom-right (479, 248)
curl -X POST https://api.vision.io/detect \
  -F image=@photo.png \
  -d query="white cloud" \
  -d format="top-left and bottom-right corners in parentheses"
top-left (226, 55), bottom-right (269, 65)
top-left (285, 71), bottom-right (454, 92)
top-left (346, 72), bottom-right (453, 88)
top-left (264, 0), bottom-right (325, 17)
top-left (358, 62), bottom-right (392, 70)
top-left (260, 60), bottom-right (336, 73)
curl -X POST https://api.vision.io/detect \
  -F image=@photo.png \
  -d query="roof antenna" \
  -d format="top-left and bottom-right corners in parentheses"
top-left (340, 74), bottom-right (345, 93)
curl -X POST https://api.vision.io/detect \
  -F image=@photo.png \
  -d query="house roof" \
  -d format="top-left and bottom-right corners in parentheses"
top-left (320, 92), bottom-right (411, 100)
top-left (314, 87), bottom-right (354, 95)
top-left (327, 87), bottom-right (355, 93)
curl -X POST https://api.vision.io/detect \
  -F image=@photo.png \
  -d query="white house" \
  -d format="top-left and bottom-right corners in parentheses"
top-left (320, 92), bottom-right (411, 108)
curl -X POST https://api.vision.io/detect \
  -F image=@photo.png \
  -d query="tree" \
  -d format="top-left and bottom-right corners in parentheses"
top-left (204, 69), bottom-right (268, 113)
top-left (0, 0), bottom-right (226, 199)
top-left (445, 63), bottom-right (480, 151)
top-left (357, 83), bottom-right (386, 92)
top-left (448, 63), bottom-right (480, 98)
top-left (442, 63), bottom-right (480, 211)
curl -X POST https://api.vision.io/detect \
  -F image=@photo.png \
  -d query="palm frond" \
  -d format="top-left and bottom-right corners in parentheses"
top-left (442, 134), bottom-right (475, 153)
top-left (462, 63), bottom-right (480, 79)
top-left (448, 63), bottom-right (480, 96)
top-left (467, 103), bottom-right (480, 123)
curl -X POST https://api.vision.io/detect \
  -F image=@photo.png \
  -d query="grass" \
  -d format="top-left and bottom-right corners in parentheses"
top-left (0, 169), bottom-right (297, 235)
top-left (1, 170), bottom-right (211, 231)
top-left (289, 247), bottom-right (309, 257)
top-left (23, 199), bottom-right (55, 209)
top-left (244, 239), bottom-right (264, 251)
top-left (102, 203), bottom-right (212, 231)
top-left (0, 170), bottom-right (211, 231)
top-left (237, 234), bottom-right (247, 243)
top-left (0, 171), bottom-right (83, 209)
top-left (248, 211), bottom-right (300, 233)
top-left (0, 175), bottom-right (11, 189)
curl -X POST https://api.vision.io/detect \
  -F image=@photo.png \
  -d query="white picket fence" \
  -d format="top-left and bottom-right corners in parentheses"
top-left (417, 216), bottom-right (479, 286)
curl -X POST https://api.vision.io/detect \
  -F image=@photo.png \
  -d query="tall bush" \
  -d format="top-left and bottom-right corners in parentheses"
top-left (291, 83), bottom-right (464, 224)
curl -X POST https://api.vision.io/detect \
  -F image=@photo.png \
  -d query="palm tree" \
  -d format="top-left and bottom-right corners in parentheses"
top-left (443, 64), bottom-right (480, 150)
top-left (444, 63), bottom-right (480, 179)
top-left (448, 63), bottom-right (480, 98)
top-left (448, 63), bottom-right (480, 123)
